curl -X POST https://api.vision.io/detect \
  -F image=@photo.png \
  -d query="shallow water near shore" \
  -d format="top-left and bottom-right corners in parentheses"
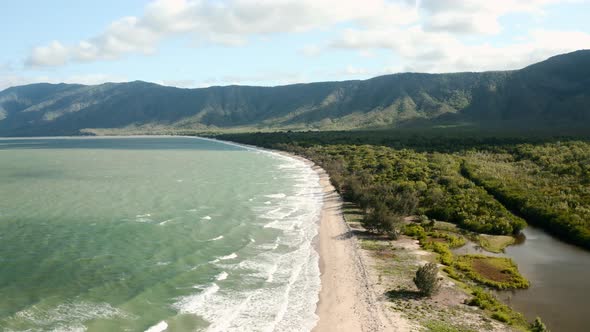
top-left (0, 136), bottom-right (322, 331)
top-left (454, 226), bottom-right (590, 331)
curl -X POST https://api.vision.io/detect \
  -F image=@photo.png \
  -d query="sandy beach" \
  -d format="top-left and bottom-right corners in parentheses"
top-left (311, 165), bottom-right (412, 332)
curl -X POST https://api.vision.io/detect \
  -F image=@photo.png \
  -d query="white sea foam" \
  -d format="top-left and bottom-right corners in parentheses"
top-left (266, 263), bottom-right (278, 283)
top-left (219, 253), bottom-right (238, 260)
top-left (174, 283), bottom-right (220, 314)
top-left (201, 215), bottom-right (212, 220)
top-left (134, 213), bottom-right (154, 223)
top-left (216, 271), bottom-right (229, 281)
top-left (179, 137), bottom-right (323, 332)
top-left (14, 301), bottom-right (128, 330)
top-left (257, 237), bottom-right (281, 251)
top-left (144, 320), bottom-right (168, 332)
top-left (158, 219), bottom-right (173, 226)
top-left (260, 207), bottom-right (298, 221)
top-left (263, 220), bottom-right (280, 229)
top-left (265, 193), bottom-right (287, 199)
top-left (208, 235), bottom-right (224, 241)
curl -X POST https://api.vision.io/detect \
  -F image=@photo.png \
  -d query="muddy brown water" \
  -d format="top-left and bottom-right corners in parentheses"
top-left (453, 226), bottom-right (590, 332)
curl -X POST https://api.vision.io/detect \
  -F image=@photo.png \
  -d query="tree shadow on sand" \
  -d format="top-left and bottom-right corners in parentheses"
top-left (385, 288), bottom-right (424, 301)
top-left (333, 229), bottom-right (367, 240)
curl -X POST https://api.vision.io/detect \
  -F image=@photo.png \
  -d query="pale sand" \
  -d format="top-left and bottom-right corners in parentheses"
top-left (311, 165), bottom-right (413, 332)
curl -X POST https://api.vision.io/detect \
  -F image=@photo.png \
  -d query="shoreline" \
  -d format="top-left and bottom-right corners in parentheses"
top-left (290, 155), bottom-right (412, 332)
top-left (197, 138), bottom-right (411, 331)
top-left (4, 135), bottom-right (540, 330)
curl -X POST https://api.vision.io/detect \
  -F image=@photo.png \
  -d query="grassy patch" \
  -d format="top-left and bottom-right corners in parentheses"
top-left (422, 241), bottom-right (454, 265)
top-left (455, 255), bottom-right (529, 290)
top-left (466, 288), bottom-right (526, 326)
top-left (359, 239), bottom-right (389, 251)
top-left (428, 231), bottom-right (466, 248)
top-left (476, 234), bottom-right (515, 253)
top-left (424, 320), bottom-right (478, 332)
top-left (403, 223), bottom-right (427, 239)
top-left (403, 224), bottom-right (465, 265)
top-left (433, 221), bottom-right (461, 232)
top-left (442, 266), bottom-right (461, 280)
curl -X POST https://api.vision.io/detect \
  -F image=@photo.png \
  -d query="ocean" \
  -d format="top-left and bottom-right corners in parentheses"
top-left (0, 136), bottom-right (322, 332)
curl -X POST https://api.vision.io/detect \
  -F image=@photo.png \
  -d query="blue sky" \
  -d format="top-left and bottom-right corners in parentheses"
top-left (1, 0), bottom-right (590, 90)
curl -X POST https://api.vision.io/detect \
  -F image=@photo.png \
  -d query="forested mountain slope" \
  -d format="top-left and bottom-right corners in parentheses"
top-left (1, 50), bottom-right (589, 136)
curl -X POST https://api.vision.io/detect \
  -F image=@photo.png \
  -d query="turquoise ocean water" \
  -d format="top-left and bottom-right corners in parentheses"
top-left (0, 136), bottom-right (322, 332)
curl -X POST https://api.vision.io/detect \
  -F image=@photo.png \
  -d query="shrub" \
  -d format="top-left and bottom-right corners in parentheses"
top-left (491, 312), bottom-right (510, 323)
top-left (465, 287), bottom-right (498, 310)
top-left (529, 317), bottom-right (549, 332)
top-left (428, 230), bottom-right (466, 248)
top-left (465, 288), bottom-right (526, 326)
top-left (414, 262), bottom-right (441, 296)
top-left (361, 207), bottom-right (382, 233)
top-left (423, 241), bottom-right (454, 265)
top-left (403, 223), bottom-right (426, 240)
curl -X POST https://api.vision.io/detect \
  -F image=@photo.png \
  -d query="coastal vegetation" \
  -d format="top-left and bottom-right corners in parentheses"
top-left (343, 203), bottom-right (528, 331)
top-left (462, 142), bottom-right (590, 249)
top-left (414, 263), bottom-right (441, 297)
top-left (529, 317), bottom-right (549, 332)
top-left (218, 130), bottom-right (590, 331)
top-left (465, 288), bottom-right (526, 326)
top-left (475, 235), bottom-right (515, 253)
top-left (454, 255), bottom-right (529, 290)
top-left (218, 131), bottom-right (590, 251)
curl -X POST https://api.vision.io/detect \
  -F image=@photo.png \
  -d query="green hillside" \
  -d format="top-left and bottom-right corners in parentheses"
top-left (1, 50), bottom-right (589, 136)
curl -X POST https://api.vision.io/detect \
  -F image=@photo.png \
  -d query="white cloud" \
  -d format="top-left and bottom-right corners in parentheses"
top-left (20, 0), bottom-right (588, 80)
top-left (419, 0), bottom-right (567, 34)
top-left (332, 27), bottom-right (590, 73)
top-left (331, 26), bottom-right (459, 61)
top-left (26, 0), bottom-right (419, 67)
top-left (27, 41), bottom-right (70, 67)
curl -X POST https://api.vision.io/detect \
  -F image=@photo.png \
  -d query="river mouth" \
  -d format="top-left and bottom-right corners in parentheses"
top-left (453, 226), bottom-right (590, 332)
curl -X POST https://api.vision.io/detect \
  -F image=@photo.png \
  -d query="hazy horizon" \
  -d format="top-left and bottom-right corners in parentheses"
top-left (2, 0), bottom-right (590, 90)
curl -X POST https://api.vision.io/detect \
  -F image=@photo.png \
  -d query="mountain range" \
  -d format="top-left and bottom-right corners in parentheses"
top-left (1, 50), bottom-right (589, 136)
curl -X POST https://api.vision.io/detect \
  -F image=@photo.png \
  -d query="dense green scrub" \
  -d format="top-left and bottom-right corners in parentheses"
top-left (282, 144), bottom-right (525, 235)
top-left (462, 142), bottom-right (590, 249)
top-left (218, 131), bottom-right (590, 250)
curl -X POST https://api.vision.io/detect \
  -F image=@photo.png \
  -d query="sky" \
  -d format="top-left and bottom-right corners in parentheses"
top-left (1, 0), bottom-right (590, 90)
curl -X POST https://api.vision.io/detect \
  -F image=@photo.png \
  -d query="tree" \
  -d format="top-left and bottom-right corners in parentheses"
top-left (529, 317), bottom-right (549, 332)
top-left (361, 203), bottom-right (401, 239)
top-left (414, 263), bottom-right (441, 296)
